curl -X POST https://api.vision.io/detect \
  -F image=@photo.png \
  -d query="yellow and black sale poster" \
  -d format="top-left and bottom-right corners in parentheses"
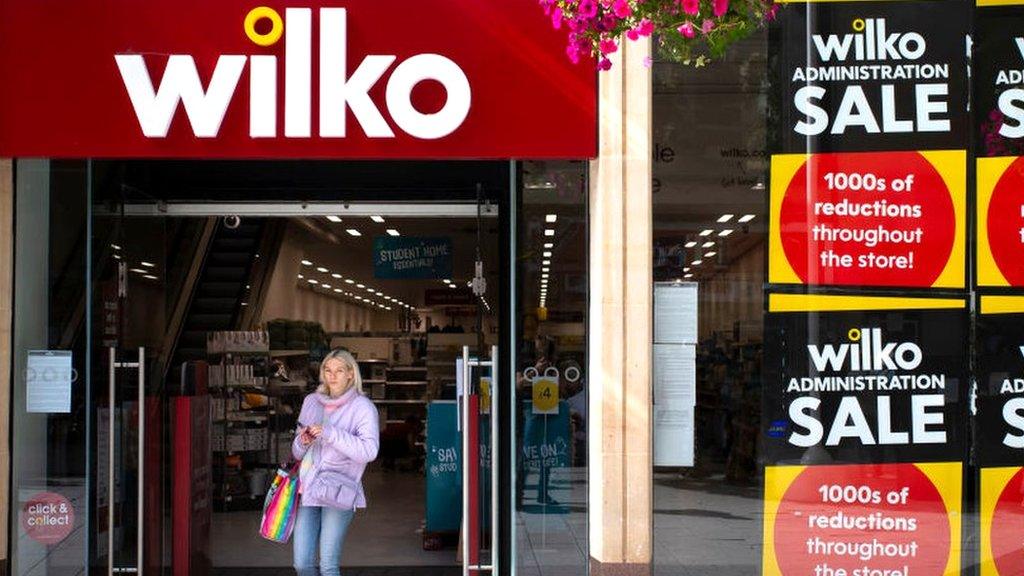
top-left (769, 0), bottom-right (969, 291)
top-left (975, 4), bottom-right (1024, 573)
top-left (976, 296), bottom-right (1024, 575)
top-left (761, 294), bottom-right (967, 576)
top-left (976, 1), bottom-right (1024, 288)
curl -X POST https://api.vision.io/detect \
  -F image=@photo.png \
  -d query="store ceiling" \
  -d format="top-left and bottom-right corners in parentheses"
top-left (294, 215), bottom-right (502, 311)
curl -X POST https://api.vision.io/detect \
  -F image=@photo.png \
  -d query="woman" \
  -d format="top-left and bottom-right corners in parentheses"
top-left (291, 349), bottom-right (380, 576)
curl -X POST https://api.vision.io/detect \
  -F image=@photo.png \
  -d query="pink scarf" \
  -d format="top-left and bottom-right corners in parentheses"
top-left (317, 387), bottom-right (357, 413)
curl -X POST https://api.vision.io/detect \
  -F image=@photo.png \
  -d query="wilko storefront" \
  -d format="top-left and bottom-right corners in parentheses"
top-left (9, 1), bottom-right (1024, 576)
top-left (0, 2), bottom-right (602, 576)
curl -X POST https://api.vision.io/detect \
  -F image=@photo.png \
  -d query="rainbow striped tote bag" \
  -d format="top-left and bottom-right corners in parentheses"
top-left (260, 461), bottom-right (301, 543)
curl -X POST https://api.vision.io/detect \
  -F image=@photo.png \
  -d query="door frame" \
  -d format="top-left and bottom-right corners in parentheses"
top-left (83, 161), bottom-right (519, 576)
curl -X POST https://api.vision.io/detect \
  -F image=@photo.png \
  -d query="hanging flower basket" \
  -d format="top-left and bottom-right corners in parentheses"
top-left (540, 0), bottom-right (779, 70)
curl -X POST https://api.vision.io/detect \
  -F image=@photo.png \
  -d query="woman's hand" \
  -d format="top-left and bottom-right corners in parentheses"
top-left (298, 426), bottom-right (316, 447)
top-left (307, 425), bottom-right (324, 439)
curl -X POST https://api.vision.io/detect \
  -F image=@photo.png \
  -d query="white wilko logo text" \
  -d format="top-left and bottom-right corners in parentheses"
top-left (115, 7), bottom-right (472, 140)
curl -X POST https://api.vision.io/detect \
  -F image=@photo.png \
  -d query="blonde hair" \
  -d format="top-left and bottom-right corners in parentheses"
top-left (316, 349), bottom-right (363, 396)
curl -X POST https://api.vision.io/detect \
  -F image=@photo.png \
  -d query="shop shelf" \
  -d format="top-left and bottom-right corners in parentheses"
top-left (269, 349), bottom-right (310, 357)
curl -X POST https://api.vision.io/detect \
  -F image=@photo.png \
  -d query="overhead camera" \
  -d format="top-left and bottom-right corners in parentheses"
top-left (224, 215), bottom-right (241, 229)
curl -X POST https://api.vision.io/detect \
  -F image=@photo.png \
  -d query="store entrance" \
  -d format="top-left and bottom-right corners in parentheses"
top-left (91, 161), bottom-right (508, 576)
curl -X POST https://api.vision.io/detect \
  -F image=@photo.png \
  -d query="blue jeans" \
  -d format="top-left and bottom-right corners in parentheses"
top-left (293, 505), bottom-right (356, 576)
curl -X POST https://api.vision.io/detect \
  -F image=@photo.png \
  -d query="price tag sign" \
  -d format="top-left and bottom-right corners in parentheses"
top-left (480, 377), bottom-right (491, 415)
top-left (531, 367), bottom-right (560, 415)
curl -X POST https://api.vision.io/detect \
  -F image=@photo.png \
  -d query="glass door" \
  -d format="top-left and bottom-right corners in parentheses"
top-left (461, 345), bottom-right (500, 576)
top-left (90, 183), bottom-right (173, 576)
top-left (512, 161), bottom-right (590, 576)
top-left (10, 160), bottom-right (93, 576)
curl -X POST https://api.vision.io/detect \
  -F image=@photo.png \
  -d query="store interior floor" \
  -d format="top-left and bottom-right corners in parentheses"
top-left (211, 467), bottom-right (455, 568)
top-left (207, 464), bottom-right (590, 576)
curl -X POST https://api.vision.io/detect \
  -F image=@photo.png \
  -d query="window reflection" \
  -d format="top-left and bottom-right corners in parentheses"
top-left (516, 161), bottom-right (589, 576)
top-left (651, 34), bottom-right (769, 576)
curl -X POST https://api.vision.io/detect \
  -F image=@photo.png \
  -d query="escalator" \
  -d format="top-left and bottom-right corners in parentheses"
top-left (166, 218), bottom-right (281, 386)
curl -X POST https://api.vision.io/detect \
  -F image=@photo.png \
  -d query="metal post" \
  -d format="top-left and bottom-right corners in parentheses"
top-left (136, 347), bottom-right (145, 576)
top-left (462, 346), bottom-right (471, 576)
top-left (490, 345), bottom-right (499, 576)
top-left (108, 348), bottom-right (115, 576)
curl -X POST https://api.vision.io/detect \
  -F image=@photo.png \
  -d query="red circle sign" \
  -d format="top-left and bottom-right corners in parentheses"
top-left (780, 151), bottom-right (955, 287)
top-left (774, 464), bottom-right (950, 576)
top-left (21, 492), bottom-right (75, 545)
top-left (987, 157), bottom-right (1024, 286)
top-left (991, 468), bottom-right (1024, 574)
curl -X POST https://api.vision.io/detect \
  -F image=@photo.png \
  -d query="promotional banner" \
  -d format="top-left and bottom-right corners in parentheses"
top-left (976, 296), bottom-right (1024, 575)
top-left (977, 157), bottom-right (1024, 287)
top-left (769, 0), bottom-right (968, 290)
top-left (763, 294), bottom-right (968, 465)
top-left (373, 236), bottom-right (452, 280)
top-left (764, 462), bottom-right (961, 576)
top-left (770, 150), bottom-right (966, 288)
top-left (975, 8), bottom-right (1024, 573)
top-left (762, 294), bottom-right (967, 576)
top-left (976, 6), bottom-right (1024, 287)
top-left (0, 0), bottom-right (596, 158)
top-left (980, 467), bottom-right (1024, 576)
top-left (975, 3), bottom-right (1024, 159)
top-left (774, 0), bottom-right (968, 154)
top-left (425, 402), bottom-right (461, 532)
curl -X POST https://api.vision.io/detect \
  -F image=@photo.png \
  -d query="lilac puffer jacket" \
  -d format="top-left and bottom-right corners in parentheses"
top-left (292, 388), bottom-right (380, 509)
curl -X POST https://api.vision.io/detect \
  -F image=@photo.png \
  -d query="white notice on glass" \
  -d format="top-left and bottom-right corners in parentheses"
top-left (654, 282), bottom-right (698, 344)
top-left (654, 344), bottom-right (696, 406)
top-left (654, 406), bottom-right (694, 467)
top-left (26, 350), bottom-right (73, 413)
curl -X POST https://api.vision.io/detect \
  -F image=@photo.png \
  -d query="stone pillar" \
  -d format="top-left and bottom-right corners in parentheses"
top-left (588, 38), bottom-right (653, 576)
top-left (0, 159), bottom-right (12, 570)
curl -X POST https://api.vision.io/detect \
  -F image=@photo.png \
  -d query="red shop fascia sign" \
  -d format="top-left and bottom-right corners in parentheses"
top-left (0, 1), bottom-right (597, 159)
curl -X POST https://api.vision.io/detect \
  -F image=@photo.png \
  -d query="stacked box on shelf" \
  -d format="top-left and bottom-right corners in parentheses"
top-left (244, 428), bottom-right (268, 451)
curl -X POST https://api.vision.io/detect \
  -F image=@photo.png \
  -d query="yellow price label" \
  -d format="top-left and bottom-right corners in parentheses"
top-left (532, 378), bottom-right (559, 414)
top-left (480, 377), bottom-right (491, 414)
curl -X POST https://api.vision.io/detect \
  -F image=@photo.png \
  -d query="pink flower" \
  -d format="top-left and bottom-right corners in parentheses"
top-left (764, 3), bottom-right (780, 20)
top-left (599, 38), bottom-right (619, 54)
top-left (626, 28), bottom-right (640, 41)
top-left (612, 0), bottom-right (633, 18)
top-left (551, 7), bottom-right (563, 29)
top-left (643, 56), bottom-right (653, 68)
top-left (600, 14), bottom-right (618, 31)
top-left (678, 20), bottom-right (696, 38)
top-left (579, 0), bottom-right (599, 18)
top-left (713, 0), bottom-right (729, 16)
top-left (701, 19), bottom-right (715, 33)
top-left (598, 58), bottom-right (613, 71)
top-left (566, 43), bottom-right (581, 64)
top-left (680, 0), bottom-right (699, 15)
top-left (637, 19), bottom-right (654, 36)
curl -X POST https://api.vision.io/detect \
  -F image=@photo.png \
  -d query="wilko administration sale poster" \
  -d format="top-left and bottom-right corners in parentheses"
top-left (769, 0), bottom-right (968, 290)
top-left (975, 5), bottom-right (1024, 288)
top-left (975, 296), bottom-right (1024, 576)
top-left (761, 294), bottom-right (967, 576)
